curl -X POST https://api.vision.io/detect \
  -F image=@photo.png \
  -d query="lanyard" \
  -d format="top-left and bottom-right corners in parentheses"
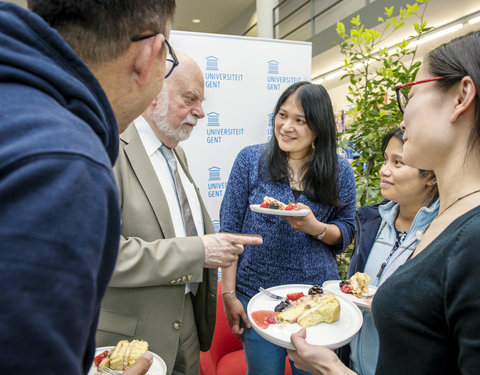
top-left (374, 220), bottom-right (417, 278)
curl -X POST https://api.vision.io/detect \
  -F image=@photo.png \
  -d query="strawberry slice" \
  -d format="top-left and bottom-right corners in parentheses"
top-left (94, 350), bottom-right (109, 366)
top-left (285, 202), bottom-right (298, 211)
top-left (340, 284), bottom-right (352, 294)
top-left (260, 202), bottom-right (268, 208)
top-left (266, 315), bottom-right (277, 324)
top-left (286, 292), bottom-right (305, 301)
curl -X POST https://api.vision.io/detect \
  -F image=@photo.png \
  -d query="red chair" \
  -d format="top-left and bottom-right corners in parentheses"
top-left (200, 281), bottom-right (292, 375)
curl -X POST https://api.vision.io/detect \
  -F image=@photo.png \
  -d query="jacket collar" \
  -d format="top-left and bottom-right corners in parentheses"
top-left (121, 123), bottom-right (176, 238)
top-left (379, 198), bottom-right (440, 230)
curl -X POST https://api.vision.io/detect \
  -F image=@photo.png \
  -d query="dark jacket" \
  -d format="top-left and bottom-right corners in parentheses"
top-left (347, 202), bottom-right (384, 278)
top-left (337, 201), bottom-right (384, 365)
top-left (0, 3), bottom-right (120, 374)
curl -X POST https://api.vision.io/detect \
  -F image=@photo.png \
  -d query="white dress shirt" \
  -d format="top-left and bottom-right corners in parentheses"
top-left (134, 116), bottom-right (203, 294)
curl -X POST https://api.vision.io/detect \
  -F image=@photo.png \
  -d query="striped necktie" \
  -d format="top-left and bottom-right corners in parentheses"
top-left (159, 145), bottom-right (198, 236)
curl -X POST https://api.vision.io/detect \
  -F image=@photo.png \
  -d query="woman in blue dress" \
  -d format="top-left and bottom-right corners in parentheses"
top-left (220, 81), bottom-right (356, 374)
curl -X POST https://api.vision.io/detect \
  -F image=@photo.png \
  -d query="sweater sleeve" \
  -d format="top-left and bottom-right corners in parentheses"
top-left (328, 157), bottom-right (357, 251)
top-left (0, 154), bottom-right (120, 374)
top-left (220, 147), bottom-right (252, 234)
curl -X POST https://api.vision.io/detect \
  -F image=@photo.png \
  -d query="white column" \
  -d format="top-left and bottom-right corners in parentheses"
top-left (256, 0), bottom-right (278, 38)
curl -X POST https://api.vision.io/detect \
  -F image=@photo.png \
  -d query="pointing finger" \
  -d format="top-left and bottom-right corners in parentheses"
top-left (223, 233), bottom-right (263, 246)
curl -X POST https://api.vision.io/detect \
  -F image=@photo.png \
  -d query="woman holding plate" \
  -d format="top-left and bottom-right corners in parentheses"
top-left (220, 81), bottom-right (356, 374)
top-left (288, 30), bottom-right (480, 375)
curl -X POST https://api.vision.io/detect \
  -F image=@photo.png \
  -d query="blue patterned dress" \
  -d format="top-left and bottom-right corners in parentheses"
top-left (220, 144), bottom-right (356, 298)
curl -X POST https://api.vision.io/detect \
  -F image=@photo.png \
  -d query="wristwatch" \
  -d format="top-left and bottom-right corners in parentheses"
top-left (316, 223), bottom-right (328, 240)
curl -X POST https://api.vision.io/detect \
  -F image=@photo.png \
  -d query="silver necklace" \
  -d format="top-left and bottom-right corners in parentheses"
top-left (416, 189), bottom-right (480, 241)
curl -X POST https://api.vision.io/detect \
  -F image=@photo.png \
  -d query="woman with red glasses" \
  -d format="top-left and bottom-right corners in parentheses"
top-left (287, 30), bottom-right (480, 375)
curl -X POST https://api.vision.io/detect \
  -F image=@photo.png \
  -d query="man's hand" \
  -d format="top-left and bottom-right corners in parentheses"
top-left (201, 233), bottom-right (262, 268)
top-left (122, 352), bottom-right (153, 375)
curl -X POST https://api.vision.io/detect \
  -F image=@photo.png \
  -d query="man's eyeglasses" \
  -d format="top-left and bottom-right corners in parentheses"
top-left (395, 77), bottom-right (445, 113)
top-left (130, 33), bottom-right (179, 79)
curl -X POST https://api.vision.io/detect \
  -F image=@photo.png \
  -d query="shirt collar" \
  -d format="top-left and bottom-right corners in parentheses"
top-left (133, 115), bottom-right (164, 156)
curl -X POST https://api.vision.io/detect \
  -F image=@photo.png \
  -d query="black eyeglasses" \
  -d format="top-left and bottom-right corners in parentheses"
top-left (130, 33), bottom-right (179, 79)
top-left (395, 77), bottom-right (445, 113)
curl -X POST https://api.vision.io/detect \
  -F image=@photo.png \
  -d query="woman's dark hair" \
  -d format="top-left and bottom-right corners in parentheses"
top-left (426, 30), bottom-right (480, 153)
top-left (382, 128), bottom-right (438, 207)
top-left (381, 127), bottom-right (404, 155)
top-left (260, 81), bottom-right (339, 205)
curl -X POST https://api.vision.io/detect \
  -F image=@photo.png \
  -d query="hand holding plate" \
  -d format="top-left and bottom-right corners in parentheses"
top-left (284, 203), bottom-right (318, 234)
top-left (121, 352), bottom-right (153, 375)
top-left (288, 328), bottom-right (355, 375)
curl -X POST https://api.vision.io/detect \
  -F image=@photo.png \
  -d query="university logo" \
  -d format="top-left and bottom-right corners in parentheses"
top-left (211, 219), bottom-right (221, 233)
top-left (206, 56), bottom-right (219, 71)
top-left (208, 166), bottom-right (221, 181)
top-left (268, 113), bottom-right (275, 127)
top-left (267, 112), bottom-right (274, 141)
top-left (267, 60), bottom-right (279, 74)
top-left (207, 112), bottom-right (220, 127)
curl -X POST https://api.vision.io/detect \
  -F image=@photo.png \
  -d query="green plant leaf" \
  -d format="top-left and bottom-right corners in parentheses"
top-left (335, 0), bottom-right (430, 207)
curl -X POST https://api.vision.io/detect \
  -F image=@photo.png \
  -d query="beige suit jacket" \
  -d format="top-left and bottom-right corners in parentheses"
top-left (96, 124), bottom-right (217, 374)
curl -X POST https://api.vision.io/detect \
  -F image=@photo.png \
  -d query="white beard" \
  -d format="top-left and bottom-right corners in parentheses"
top-left (151, 91), bottom-right (196, 144)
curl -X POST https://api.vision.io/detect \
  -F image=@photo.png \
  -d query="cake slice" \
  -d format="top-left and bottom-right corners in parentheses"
top-left (349, 272), bottom-right (370, 297)
top-left (98, 356), bottom-right (110, 369)
top-left (109, 340), bottom-right (129, 371)
top-left (124, 340), bottom-right (149, 369)
top-left (277, 293), bottom-right (340, 327)
top-left (262, 196), bottom-right (287, 209)
top-left (297, 293), bottom-right (340, 326)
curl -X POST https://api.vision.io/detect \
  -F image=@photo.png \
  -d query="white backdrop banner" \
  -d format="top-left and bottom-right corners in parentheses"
top-left (170, 30), bottom-right (312, 232)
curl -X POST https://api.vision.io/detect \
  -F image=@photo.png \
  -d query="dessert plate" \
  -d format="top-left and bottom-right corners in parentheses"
top-left (247, 284), bottom-right (362, 350)
top-left (88, 346), bottom-right (167, 375)
top-left (322, 280), bottom-right (378, 311)
top-left (250, 204), bottom-right (310, 217)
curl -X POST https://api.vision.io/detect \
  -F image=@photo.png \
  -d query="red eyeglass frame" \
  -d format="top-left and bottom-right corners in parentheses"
top-left (395, 76), bottom-right (445, 113)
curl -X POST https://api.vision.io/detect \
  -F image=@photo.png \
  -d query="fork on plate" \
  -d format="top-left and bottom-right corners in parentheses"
top-left (97, 367), bottom-right (120, 375)
top-left (258, 287), bottom-right (284, 300)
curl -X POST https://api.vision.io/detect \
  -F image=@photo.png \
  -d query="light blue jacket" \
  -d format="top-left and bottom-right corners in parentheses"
top-left (350, 199), bottom-right (439, 375)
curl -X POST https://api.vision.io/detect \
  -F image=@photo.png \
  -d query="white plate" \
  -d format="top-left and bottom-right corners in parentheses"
top-left (322, 280), bottom-right (377, 311)
top-left (88, 346), bottom-right (167, 375)
top-left (250, 204), bottom-right (310, 217)
top-left (247, 284), bottom-right (363, 350)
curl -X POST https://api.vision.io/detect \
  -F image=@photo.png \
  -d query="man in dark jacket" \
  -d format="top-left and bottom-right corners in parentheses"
top-left (0, 1), bottom-right (175, 373)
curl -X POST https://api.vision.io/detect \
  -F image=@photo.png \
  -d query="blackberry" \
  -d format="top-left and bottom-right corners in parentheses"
top-left (339, 280), bottom-right (350, 288)
top-left (274, 299), bottom-right (291, 312)
top-left (269, 202), bottom-right (280, 209)
top-left (308, 285), bottom-right (324, 295)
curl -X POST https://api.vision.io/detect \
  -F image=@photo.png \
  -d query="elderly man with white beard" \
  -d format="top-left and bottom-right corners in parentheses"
top-left (96, 52), bottom-right (262, 375)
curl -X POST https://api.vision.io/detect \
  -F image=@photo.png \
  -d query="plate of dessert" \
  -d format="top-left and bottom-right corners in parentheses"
top-left (322, 272), bottom-right (377, 311)
top-left (247, 284), bottom-right (363, 350)
top-left (88, 340), bottom-right (167, 375)
top-left (250, 196), bottom-right (310, 217)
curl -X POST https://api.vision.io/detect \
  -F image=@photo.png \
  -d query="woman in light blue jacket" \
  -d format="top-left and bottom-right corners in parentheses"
top-left (340, 127), bottom-right (439, 375)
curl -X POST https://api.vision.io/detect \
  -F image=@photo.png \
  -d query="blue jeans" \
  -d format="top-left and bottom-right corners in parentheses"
top-left (237, 292), bottom-right (312, 375)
